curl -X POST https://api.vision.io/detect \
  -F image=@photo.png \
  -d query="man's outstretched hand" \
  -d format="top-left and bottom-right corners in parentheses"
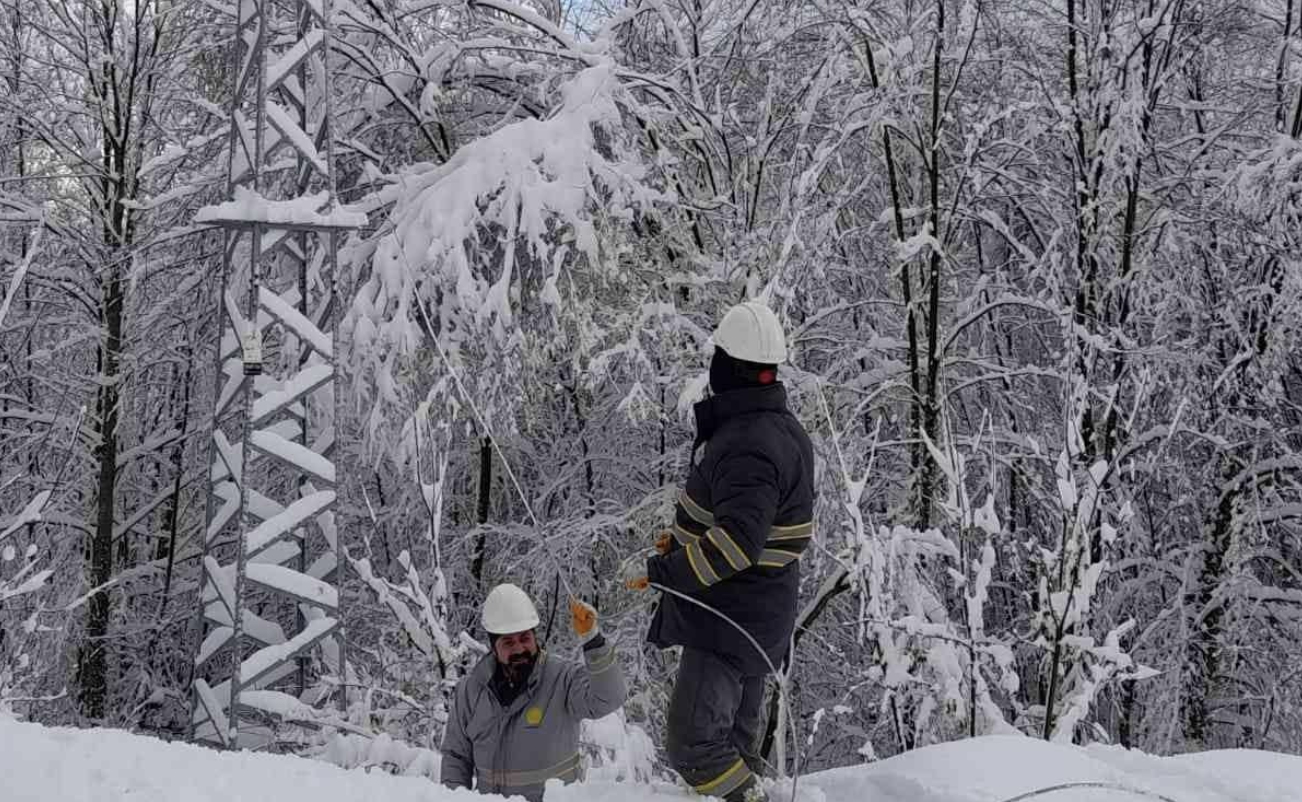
top-left (653, 530), bottom-right (672, 555)
top-left (569, 597), bottom-right (600, 645)
top-left (621, 556), bottom-right (649, 592)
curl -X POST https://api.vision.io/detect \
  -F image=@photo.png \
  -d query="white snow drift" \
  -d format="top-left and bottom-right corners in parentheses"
top-left (2, 715), bottom-right (1300, 802)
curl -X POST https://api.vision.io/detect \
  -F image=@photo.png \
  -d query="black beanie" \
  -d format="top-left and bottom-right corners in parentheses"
top-left (709, 347), bottom-right (778, 394)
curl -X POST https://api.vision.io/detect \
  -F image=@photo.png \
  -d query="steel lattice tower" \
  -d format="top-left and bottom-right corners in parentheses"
top-left (189, 0), bottom-right (360, 749)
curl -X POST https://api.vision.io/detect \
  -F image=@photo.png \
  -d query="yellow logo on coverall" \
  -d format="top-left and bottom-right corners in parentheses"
top-left (524, 706), bottom-right (543, 726)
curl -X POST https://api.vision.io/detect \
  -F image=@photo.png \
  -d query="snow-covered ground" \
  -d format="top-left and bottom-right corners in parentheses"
top-left (3, 715), bottom-right (1300, 802)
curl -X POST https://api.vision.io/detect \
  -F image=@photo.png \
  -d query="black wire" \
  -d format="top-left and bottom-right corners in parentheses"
top-left (998, 781), bottom-right (1183, 802)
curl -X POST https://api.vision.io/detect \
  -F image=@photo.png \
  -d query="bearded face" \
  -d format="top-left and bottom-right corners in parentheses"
top-left (493, 629), bottom-right (539, 679)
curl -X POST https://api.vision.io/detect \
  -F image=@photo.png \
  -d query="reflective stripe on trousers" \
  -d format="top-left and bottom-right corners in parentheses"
top-left (694, 757), bottom-right (752, 798)
top-left (477, 751), bottom-right (581, 793)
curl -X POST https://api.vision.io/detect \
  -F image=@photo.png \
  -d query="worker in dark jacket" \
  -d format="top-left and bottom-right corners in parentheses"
top-left (624, 301), bottom-right (815, 802)
top-left (440, 583), bottom-right (627, 801)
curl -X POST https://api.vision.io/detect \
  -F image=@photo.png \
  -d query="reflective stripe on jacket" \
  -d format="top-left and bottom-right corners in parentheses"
top-left (647, 383), bottom-right (816, 674)
top-left (439, 637), bottom-right (626, 801)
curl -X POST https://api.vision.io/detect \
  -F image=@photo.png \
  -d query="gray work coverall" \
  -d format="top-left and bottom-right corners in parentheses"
top-left (440, 638), bottom-right (626, 801)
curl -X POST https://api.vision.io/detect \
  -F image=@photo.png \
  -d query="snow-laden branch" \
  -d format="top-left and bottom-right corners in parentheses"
top-left (344, 61), bottom-right (664, 438)
top-left (0, 222), bottom-right (44, 332)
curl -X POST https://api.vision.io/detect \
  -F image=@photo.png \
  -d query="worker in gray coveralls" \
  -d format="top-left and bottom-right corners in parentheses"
top-left (440, 583), bottom-right (627, 800)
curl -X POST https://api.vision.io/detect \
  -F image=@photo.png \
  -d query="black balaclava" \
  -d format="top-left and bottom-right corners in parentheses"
top-left (709, 346), bottom-right (778, 394)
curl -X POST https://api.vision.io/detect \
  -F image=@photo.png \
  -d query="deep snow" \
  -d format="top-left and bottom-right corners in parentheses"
top-left (2, 714), bottom-right (1300, 802)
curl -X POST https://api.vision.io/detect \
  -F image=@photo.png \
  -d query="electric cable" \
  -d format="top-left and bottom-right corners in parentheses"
top-left (997, 781), bottom-right (1183, 802)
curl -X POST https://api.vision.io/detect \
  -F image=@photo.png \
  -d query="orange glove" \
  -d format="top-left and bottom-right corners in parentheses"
top-left (622, 557), bottom-right (649, 591)
top-left (653, 530), bottom-right (673, 555)
top-left (569, 597), bottom-right (599, 645)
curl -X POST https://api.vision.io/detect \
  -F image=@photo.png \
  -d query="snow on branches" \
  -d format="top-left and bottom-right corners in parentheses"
top-left (1030, 388), bottom-right (1153, 743)
top-left (0, 490), bottom-right (56, 715)
top-left (343, 60), bottom-right (663, 449)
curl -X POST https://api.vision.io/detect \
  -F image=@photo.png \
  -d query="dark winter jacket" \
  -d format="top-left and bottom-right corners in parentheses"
top-left (647, 383), bottom-right (815, 675)
top-left (440, 636), bottom-right (626, 801)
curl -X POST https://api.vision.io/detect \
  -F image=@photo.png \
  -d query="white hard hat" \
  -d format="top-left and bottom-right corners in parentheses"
top-left (482, 583), bottom-right (541, 635)
top-left (713, 301), bottom-right (788, 364)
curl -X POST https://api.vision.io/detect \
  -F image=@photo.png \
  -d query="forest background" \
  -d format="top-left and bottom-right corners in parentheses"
top-left (2, 0), bottom-right (1302, 776)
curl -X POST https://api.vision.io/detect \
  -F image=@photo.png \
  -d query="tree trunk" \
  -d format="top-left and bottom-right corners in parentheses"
top-left (862, 28), bottom-right (923, 528)
top-left (566, 380), bottom-right (597, 600)
top-left (917, 0), bottom-right (947, 530)
top-left (1183, 477), bottom-right (1236, 747)
top-left (81, 10), bottom-right (138, 715)
top-left (1042, 619), bottom-right (1066, 740)
top-left (82, 258), bottom-right (123, 721)
top-left (470, 436), bottom-right (492, 584)
top-left (1119, 678), bottom-right (1136, 748)
top-left (1276, 0), bottom-right (1296, 132)
top-left (1066, 0), bottom-right (1101, 458)
top-left (158, 345), bottom-right (194, 610)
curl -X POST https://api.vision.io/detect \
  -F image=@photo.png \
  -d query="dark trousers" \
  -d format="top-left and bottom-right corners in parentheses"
top-left (667, 648), bottom-right (766, 800)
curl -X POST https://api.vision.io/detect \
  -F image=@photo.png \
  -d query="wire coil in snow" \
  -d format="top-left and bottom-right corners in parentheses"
top-left (998, 781), bottom-right (1182, 802)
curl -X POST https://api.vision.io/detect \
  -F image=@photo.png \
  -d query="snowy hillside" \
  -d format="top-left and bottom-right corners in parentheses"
top-left (4, 716), bottom-right (1301, 802)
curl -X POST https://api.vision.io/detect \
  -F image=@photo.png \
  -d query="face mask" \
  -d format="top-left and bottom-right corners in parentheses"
top-left (709, 347), bottom-right (776, 394)
top-left (708, 351), bottom-right (735, 394)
